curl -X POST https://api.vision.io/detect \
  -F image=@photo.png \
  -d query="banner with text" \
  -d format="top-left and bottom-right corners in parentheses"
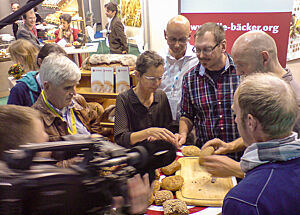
top-left (180, 0), bottom-right (294, 67)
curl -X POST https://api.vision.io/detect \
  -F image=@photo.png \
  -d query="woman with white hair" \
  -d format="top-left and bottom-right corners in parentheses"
top-left (32, 53), bottom-right (104, 142)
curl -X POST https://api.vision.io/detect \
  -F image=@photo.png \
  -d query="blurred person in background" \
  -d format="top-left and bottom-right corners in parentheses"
top-left (104, 2), bottom-right (128, 54)
top-left (55, 14), bottom-right (79, 47)
top-left (8, 39), bottom-right (39, 74)
top-left (8, 43), bottom-right (67, 107)
top-left (11, 3), bottom-right (22, 39)
top-left (16, 9), bottom-right (41, 49)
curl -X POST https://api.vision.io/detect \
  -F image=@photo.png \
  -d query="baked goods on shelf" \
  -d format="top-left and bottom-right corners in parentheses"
top-left (121, 0), bottom-right (141, 27)
top-left (82, 54), bottom-right (137, 71)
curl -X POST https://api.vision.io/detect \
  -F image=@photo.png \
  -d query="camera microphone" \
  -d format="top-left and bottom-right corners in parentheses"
top-left (95, 140), bottom-right (177, 170)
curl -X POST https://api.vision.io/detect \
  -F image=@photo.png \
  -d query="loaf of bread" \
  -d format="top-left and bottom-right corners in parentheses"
top-left (163, 199), bottom-right (189, 215)
top-left (198, 146), bottom-right (215, 165)
top-left (161, 175), bottom-right (184, 191)
top-left (161, 160), bottom-right (181, 175)
top-left (182, 145), bottom-right (202, 157)
top-left (154, 190), bottom-right (173, 205)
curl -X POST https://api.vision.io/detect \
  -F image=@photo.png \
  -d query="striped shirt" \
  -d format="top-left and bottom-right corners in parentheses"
top-left (181, 53), bottom-right (241, 160)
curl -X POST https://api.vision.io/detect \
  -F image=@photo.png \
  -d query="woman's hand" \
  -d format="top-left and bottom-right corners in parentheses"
top-left (146, 127), bottom-right (176, 145)
top-left (63, 31), bottom-right (71, 38)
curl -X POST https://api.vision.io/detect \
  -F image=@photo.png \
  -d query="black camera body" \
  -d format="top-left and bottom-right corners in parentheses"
top-left (0, 137), bottom-right (176, 215)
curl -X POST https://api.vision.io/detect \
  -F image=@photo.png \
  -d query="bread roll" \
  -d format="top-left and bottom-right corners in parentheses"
top-left (182, 145), bottom-right (201, 157)
top-left (163, 199), bottom-right (189, 215)
top-left (198, 146), bottom-right (215, 165)
top-left (154, 190), bottom-right (173, 205)
top-left (161, 160), bottom-right (181, 175)
top-left (161, 175), bottom-right (184, 191)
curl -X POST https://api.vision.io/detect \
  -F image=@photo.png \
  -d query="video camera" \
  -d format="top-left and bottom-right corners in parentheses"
top-left (0, 137), bottom-right (177, 215)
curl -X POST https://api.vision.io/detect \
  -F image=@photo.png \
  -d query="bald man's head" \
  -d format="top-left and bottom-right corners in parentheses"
top-left (232, 31), bottom-right (278, 76)
top-left (11, 3), bottom-right (20, 12)
top-left (165, 15), bottom-right (191, 59)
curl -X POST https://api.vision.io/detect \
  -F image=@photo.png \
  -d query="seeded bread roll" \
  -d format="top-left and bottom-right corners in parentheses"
top-left (161, 160), bottom-right (181, 175)
top-left (182, 145), bottom-right (201, 157)
top-left (163, 199), bottom-right (189, 215)
top-left (161, 175), bottom-right (184, 191)
top-left (154, 190), bottom-right (173, 205)
top-left (198, 146), bottom-right (215, 165)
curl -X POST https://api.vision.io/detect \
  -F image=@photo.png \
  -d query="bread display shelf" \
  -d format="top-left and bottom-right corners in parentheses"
top-left (176, 157), bottom-right (236, 207)
top-left (76, 87), bottom-right (117, 99)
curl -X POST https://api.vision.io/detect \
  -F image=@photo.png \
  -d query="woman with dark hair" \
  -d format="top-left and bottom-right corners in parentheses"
top-left (7, 43), bottom-right (67, 106)
top-left (55, 14), bottom-right (79, 47)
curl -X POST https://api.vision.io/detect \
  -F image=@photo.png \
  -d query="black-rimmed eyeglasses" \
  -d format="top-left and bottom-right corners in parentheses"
top-left (192, 43), bottom-right (220, 55)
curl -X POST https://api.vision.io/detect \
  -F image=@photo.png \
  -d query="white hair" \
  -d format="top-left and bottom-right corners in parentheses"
top-left (39, 53), bottom-right (81, 86)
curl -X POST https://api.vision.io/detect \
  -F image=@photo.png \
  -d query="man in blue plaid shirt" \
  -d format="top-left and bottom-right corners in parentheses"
top-left (176, 22), bottom-right (241, 161)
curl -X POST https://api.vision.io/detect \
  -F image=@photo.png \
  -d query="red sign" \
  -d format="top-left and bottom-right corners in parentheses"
top-left (182, 12), bottom-right (291, 67)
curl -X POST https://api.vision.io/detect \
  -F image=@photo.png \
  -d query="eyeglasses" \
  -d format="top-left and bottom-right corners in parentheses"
top-left (166, 36), bottom-right (189, 45)
top-left (192, 43), bottom-right (220, 55)
top-left (143, 75), bottom-right (163, 82)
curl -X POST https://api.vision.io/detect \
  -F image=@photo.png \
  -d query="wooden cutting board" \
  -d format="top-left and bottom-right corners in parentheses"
top-left (175, 157), bottom-right (236, 207)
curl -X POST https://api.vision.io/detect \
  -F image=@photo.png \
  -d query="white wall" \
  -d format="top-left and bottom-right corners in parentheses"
top-left (144, 0), bottom-right (178, 52)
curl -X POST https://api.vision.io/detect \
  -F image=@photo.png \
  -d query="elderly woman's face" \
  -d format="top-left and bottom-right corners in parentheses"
top-left (138, 65), bottom-right (164, 94)
top-left (46, 80), bottom-right (78, 109)
top-left (61, 19), bottom-right (70, 30)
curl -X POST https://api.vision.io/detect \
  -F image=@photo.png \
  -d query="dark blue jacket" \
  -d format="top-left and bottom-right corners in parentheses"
top-left (222, 157), bottom-right (300, 215)
top-left (7, 71), bottom-right (41, 107)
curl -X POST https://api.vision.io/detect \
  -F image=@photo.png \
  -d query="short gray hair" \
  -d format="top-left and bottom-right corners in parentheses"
top-left (40, 54), bottom-right (81, 86)
top-left (237, 73), bottom-right (298, 138)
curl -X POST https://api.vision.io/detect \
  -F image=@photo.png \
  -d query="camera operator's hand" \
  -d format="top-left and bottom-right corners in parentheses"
top-left (127, 174), bottom-right (151, 214)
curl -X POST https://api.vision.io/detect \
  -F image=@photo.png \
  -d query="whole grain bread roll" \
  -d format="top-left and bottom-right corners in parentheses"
top-left (163, 199), bottom-right (189, 215)
top-left (154, 190), bottom-right (173, 205)
top-left (161, 160), bottom-right (181, 175)
top-left (182, 145), bottom-right (201, 157)
top-left (161, 175), bottom-right (184, 191)
top-left (198, 146), bottom-right (215, 165)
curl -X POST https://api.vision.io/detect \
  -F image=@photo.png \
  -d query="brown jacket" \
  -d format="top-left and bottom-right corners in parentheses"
top-left (106, 16), bottom-right (128, 54)
top-left (33, 94), bottom-right (104, 142)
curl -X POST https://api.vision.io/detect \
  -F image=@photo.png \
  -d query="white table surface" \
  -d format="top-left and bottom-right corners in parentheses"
top-left (36, 24), bottom-right (57, 30)
top-left (63, 42), bottom-right (99, 54)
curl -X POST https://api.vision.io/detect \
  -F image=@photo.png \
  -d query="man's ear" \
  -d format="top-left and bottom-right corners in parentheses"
top-left (43, 81), bottom-right (49, 91)
top-left (261, 51), bottom-right (270, 66)
top-left (220, 39), bottom-right (227, 53)
top-left (164, 30), bottom-right (167, 40)
top-left (247, 114), bottom-right (257, 132)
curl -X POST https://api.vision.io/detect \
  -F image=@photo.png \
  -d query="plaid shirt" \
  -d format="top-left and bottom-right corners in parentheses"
top-left (181, 53), bottom-right (241, 159)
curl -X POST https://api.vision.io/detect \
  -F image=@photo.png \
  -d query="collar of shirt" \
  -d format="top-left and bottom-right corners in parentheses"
top-left (166, 43), bottom-right (195, 62)
top-left (47, 99), bottom-right (75, 119)
top-left (36, 73), bottom-right (43, 89)
top-left (198, 52), bottom-right (234, 76)
top-left (129, 88), bottom-right (159, 106)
